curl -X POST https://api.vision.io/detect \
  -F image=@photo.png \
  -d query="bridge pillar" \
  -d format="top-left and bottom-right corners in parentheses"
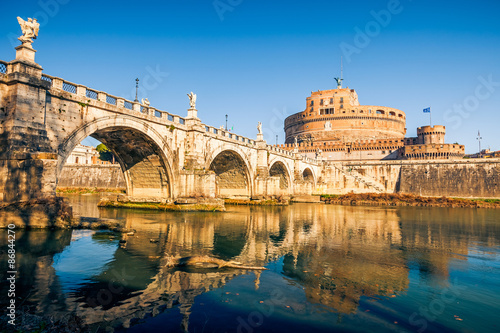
top-left (253, 137), bottom-right (270, 198)
top-left (0, 49), bottom-right (57, 202)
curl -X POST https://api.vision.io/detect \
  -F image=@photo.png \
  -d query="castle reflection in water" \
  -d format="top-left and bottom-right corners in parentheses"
top-left (1, 199), bottom-right (498, 332)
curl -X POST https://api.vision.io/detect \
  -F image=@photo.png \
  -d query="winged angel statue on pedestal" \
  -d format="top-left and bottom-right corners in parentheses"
top-left (187, 92), bottom-right (197, 109)
top-left (17, 17), bottom-right (40, 44)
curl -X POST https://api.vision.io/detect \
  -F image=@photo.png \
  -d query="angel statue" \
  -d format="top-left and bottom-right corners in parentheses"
top-left (334, 77), bottom-right (343, 89)
top-left (294, 136), bottom-right (298, 147)
top-left (257, 122), bottom-right (262, 135)
top-left (187, 92), bottom-right (197, 109)
top-left (141, 98), bottom-right (150, 106)
top-left (17, 17), bottom-right (40, 44)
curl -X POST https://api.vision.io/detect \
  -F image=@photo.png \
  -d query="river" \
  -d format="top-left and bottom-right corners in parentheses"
top-left (1, 194), bottom-right (499, 332)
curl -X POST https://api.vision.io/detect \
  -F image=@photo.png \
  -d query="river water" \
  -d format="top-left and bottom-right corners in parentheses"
top-left (1, 194), bottom-right (499, 332)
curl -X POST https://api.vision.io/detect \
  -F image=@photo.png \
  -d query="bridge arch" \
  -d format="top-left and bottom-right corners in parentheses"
top-left (58, 116), bottom-right (175, 198)
top-left (207, 147), bottom-right (253, 198)
top-left (302, 167), bottom-right (315, 185)
top-left (269, 160), bottom-right (291, 193)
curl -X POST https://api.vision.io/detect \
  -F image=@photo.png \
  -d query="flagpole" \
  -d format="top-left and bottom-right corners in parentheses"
top-left (430, 106), bottom-right (432, 127)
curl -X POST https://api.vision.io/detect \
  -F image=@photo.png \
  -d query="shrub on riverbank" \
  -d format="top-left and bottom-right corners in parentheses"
top-left (320, 193), bottom-right (500, 209)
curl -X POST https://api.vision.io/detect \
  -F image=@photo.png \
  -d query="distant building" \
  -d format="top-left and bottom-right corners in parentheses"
top-left (66, 144), bottom-right (117, 165)
top-left (465, 149), bottom-right (500, 159)
top-left (280, 85), bottom-right (465, 161)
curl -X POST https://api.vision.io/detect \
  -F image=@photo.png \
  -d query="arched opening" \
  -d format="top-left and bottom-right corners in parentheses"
top-left (90, 127), bottom-right (171, 198)
top-left (269, 161), bottom-right (290, 190)
top-left (58, 119), bottom-right (174, 200)
top-left (209, 150), bottom-right (251, 199)
top-left (302, 168), bottom-right (314, 183)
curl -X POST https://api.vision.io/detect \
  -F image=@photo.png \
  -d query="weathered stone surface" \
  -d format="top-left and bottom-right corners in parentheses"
top-left (398, 161), bottom-right (500, 198)
top-left (0, 197), bottom-right (72, 228)
top-left (58, 164), bottom-right (125, 188)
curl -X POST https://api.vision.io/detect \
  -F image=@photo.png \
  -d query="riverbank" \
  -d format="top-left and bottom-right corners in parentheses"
top-left (225, 197), bottom-right (289, 206)
top-left (97, 200), bottom-right (225, 212)
top-left (320, 193), bottom-right (500, 209)
top-left (57, 187), bottom-right (126, 194)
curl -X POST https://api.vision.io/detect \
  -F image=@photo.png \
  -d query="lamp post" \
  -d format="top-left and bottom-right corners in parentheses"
top-left (225, 114), bottom-right (228, 131)
top-left (276, 135), bottom-right (278, 146)
top-left (134, 78), bottom-right (139, 102)
top-left (477, 130), bottom-right (482, 156)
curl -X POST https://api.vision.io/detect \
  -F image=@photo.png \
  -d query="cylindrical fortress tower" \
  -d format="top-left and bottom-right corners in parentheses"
top-left (284, 88), bottom-right (406, 144)
top-left (417, 125), bottom-right (446, 145)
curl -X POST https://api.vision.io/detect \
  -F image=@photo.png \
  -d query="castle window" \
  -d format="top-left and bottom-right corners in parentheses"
top-left (330, 98), bottom-right (334, 104)
top-left (320, 99), bottom-right (324, 105)
top-left (376, 110), bottom-right (385, 115)
top-left (340, 104), bottom-right (344, 109)
top-left (310, 100), bottom-right (314, 106)
top-left (389, 111), bottom-right (396, 116)
top-left (340, 97), bottom-right (344, 103)
top-left (310, 107), bottom-right (314, 112)
top-left (352, 110), bottom-right (355, 113)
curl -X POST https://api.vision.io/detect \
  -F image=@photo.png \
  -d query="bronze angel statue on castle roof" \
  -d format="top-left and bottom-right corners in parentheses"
top-left (17, 17), bottom-right (40, 44)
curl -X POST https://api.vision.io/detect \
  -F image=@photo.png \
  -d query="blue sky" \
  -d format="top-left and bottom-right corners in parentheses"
top-left (1, 0), bottom-right (499, 153)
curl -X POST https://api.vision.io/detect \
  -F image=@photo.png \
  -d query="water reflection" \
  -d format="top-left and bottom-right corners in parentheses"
top-left (1, 195), bottom-right (498, 332)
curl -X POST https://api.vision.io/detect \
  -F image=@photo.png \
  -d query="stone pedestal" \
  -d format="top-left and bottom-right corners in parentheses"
top-left (256, 133), bottom-right (264, 141)
top-left (15, 43), bottom-right (37, 63)
top-left (187, 107), bottom-right (198, 119)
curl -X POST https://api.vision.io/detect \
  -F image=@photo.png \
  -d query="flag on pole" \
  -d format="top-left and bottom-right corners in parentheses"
top-left (423, 107), bottom-right (431, 113)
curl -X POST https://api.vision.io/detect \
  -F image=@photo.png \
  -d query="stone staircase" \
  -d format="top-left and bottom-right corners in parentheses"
top-left (333, 164), bottom-right (386, 193)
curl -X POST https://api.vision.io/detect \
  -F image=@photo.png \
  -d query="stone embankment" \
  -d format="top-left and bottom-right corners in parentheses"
top-left (97, 193), bottom-right (226, 212)
top-left (321, 193), bottom-right (500, 209)
top-left (0, 197), bottom-right (73, 229)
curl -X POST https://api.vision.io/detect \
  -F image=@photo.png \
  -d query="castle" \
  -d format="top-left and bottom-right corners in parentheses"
top-left (281, 82), bottom-right (464, 161)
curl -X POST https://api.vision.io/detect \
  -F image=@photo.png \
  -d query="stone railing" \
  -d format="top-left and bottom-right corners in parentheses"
top-left (266, 144), bottom-right (294, 157)
top-left (302, 156), bottom-right (320, 164)
top-left (41, 74), bottom-right (186, 126)
top-left (204, 125), bottom-right (256, 145)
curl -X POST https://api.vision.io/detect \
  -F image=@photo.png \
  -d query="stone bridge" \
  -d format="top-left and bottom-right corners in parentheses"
top-left (0, 44), bottom-right (320, 203)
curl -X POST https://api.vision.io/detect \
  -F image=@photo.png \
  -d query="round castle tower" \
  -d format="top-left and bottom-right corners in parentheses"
top-left (284, 87), bottom-right (406, 145)
top-left (417, 125), bottom-right (446, 145)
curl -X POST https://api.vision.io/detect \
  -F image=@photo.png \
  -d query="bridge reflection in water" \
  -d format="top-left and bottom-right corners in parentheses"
top-left (1, 197), bottom-right (498, 332)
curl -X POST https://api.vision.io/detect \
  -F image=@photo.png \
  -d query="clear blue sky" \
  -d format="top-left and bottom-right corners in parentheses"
top-left (1, 0), bottom-right (499, 153)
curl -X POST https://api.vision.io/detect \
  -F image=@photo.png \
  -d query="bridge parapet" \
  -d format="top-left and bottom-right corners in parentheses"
top-left (41, 73), bottom-right (187, 127)
top-left (266, 144), bottom-right (295, 158)
top-left (204, 125), bottom-right (257, 146)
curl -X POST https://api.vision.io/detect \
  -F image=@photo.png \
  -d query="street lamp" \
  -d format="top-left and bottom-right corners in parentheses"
top-left (225, 114), bottom-right (228, 131)
top-left (134, 78), bottom-right (139, 102)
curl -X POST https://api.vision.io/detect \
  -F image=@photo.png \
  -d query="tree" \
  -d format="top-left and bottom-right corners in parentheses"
top-left (96, 143), bottom-right (114, 162)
